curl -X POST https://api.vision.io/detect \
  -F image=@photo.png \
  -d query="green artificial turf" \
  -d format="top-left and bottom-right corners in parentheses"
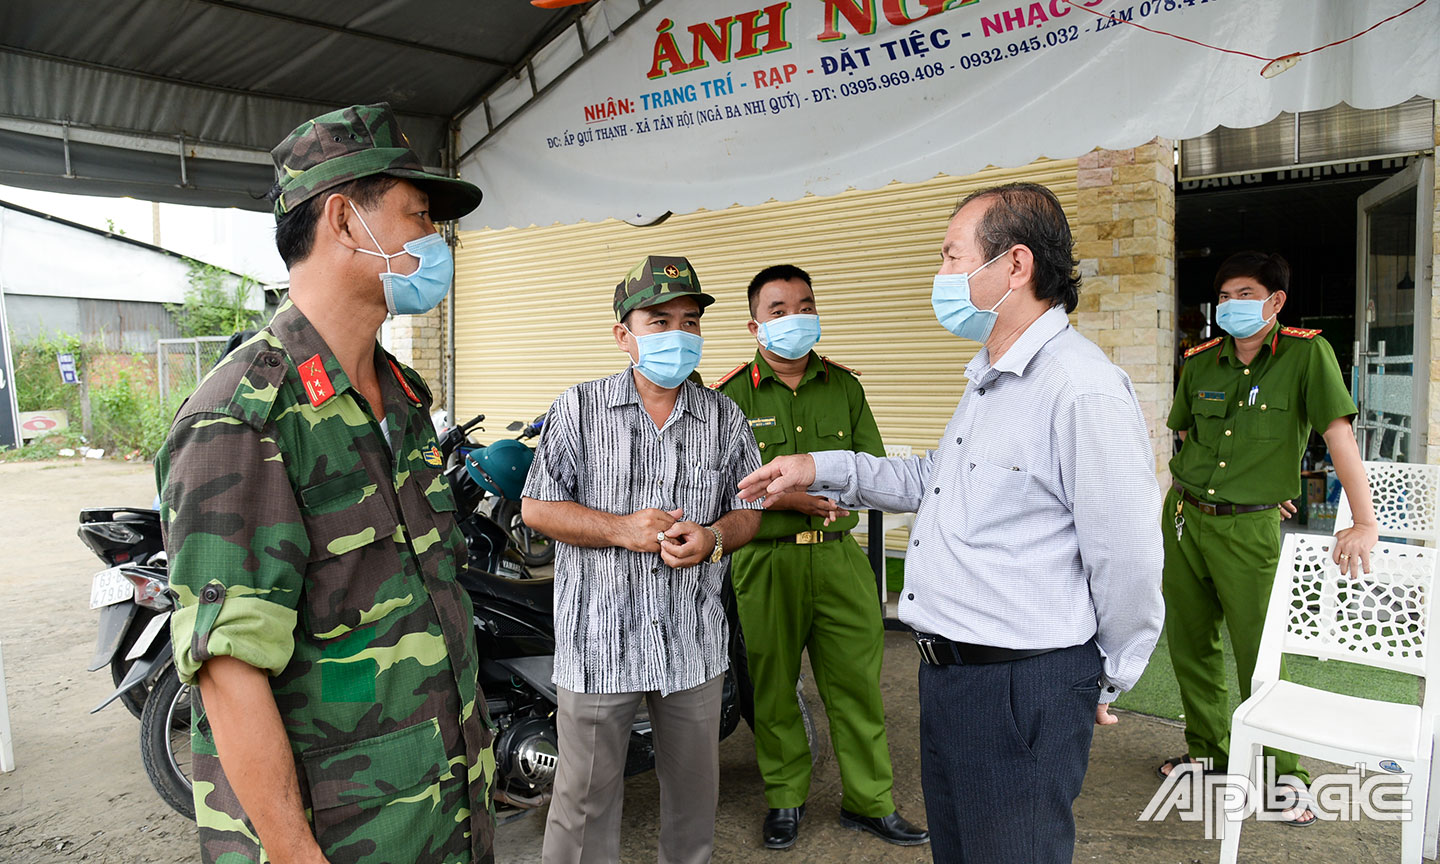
top-left (885, 556), bottom-right (905, 594)
top-left (883, 556), bottom-right (1419, 720)
top-left (1113, 626), bottom-right (1419, 721)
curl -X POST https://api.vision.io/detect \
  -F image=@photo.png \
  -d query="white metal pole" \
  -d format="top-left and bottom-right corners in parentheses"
top-left (0, 640), bottom-right (15, 772)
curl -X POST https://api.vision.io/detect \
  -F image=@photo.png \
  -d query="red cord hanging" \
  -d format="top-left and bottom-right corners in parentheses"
top-left (1059, 0), bottom-right (1431, 77)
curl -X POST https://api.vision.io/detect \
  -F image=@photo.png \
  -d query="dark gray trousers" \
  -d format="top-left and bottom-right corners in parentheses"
top-left (918, 640), bottom-right (1102, 864)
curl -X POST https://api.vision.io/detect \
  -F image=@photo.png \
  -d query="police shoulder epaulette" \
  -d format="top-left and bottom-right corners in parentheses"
top-left (821, 356), bottom-right (860, 376)
top-left (711, 362), bottom-right (748, 389)
top-left (1182, 337), bottom-right (1223, 360)
top-left (1281, 326), bottom-right (1322, 340)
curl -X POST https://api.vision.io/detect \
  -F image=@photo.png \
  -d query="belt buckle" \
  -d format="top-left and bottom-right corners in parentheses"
top-left (915, 636), bottom-right (938, 665)
top-left (795, 530), bottom-right (819, 545)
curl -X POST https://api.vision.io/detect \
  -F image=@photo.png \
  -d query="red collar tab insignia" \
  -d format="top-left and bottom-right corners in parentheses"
top-left (1281, 326), bottom-right (1322, 340)
top-left (387, 359), bottom-right (421, 405)
top-left (751, 363), bottom-right (762, 388)
top-left (422, 444), bottom-right (443, 467)
top-left (299, 354), bottom-right (335, 407)
top-left (1182, 337), bottom-right (1223, 360)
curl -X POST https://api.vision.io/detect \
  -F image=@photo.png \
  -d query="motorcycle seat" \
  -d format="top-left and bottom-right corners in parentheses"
top-left (460, 567), bottom-right (554, 615)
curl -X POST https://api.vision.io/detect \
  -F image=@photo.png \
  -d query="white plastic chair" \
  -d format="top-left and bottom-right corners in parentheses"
top-left (1219, 533), bottom-right (1439, 864)
top-left (1334, 461), bottom-right (1440, 547)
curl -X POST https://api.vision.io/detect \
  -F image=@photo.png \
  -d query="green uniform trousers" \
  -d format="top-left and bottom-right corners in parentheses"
top-left (1161, 487), bottom-right (1310, 784)
top-left (732, 535), bottom-right (896, 814)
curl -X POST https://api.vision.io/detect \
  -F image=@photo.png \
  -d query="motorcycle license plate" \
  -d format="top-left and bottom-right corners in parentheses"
top-left (89, 567), bottom-right (133, 609)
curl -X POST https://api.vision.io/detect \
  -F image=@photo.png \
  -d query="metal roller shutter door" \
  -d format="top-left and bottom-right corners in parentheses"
top-left (453, 159), bottom-right (1078, 454)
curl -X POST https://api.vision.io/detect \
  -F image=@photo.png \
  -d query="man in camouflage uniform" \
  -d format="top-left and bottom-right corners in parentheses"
top-left (157, 103), bottom-right (494, 864)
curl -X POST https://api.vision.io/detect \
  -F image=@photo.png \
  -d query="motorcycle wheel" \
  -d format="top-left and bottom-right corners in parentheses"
top-left (139, 664), bottom-right (196, 820)
top-left (492, 498), bottom-right (555, 568)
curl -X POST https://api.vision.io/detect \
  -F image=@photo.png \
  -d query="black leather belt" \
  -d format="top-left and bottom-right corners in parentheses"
top-left (772, 530), bottom-right (847, 545)
top-left (912, 633), bottom-right (1060, 666)
top-left (1178, 488), bottom-right (1279, 517)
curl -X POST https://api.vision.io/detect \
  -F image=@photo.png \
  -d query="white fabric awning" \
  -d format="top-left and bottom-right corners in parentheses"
top-left (459, 0), bottom-right (1440, 230)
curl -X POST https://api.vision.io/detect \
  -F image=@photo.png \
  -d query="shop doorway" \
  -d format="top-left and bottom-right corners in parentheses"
top-left (1175, 154), bottom-right (1434, 464)
top-left (1355, 158), bottom-right (1435, 463)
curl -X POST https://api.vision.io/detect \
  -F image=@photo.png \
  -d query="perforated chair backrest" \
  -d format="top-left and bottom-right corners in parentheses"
top-left (1335, 461), bottom-right (1440, 546)
top-left (885, 444), bottom-right (913, 459)
top-left (1272, 534), bottom-right (1440, 686)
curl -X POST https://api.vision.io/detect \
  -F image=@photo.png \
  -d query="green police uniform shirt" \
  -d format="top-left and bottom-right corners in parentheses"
top-left (717, 352), bottom-right (885, 537)
top-left (1167, 323), bottom-right (1356, 505)
top-left (156, 300), bottom-right (496, 864)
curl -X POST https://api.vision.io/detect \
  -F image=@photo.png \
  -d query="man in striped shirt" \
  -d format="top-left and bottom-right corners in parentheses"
top-left (521, 255), bottom-right (762, 864)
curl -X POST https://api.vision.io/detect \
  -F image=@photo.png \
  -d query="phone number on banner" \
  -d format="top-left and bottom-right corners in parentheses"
top-left (838, 62), bottom-right (948, 97)
top-left (959, 23), bottom-right (1084, 69)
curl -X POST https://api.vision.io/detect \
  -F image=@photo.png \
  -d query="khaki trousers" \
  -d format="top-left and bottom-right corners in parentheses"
top-left (542, 674), bottom-right (724, 864)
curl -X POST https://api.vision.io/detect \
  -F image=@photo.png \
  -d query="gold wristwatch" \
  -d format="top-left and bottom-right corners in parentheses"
top-left (707, 525), bottom-right (724, 564)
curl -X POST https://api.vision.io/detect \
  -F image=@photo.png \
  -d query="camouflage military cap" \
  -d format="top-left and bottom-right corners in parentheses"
top-left (271, 102), bottom-right (482, 223)
top-left (613, 255), bottom-right (716, 321)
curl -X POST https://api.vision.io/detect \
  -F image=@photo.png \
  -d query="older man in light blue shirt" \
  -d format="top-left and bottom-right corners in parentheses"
top-left (739, 182), bottom-right (1164, 864)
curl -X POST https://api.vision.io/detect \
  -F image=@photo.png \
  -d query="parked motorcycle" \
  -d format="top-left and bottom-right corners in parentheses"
top-left (80, 508), bottom-right (168, 718)
top-left (476, 416), bottom-right (554, 568)
top-left (437, 410), bottom-right (555, 568)
top-left (81, 507), bottom-right (195, 818)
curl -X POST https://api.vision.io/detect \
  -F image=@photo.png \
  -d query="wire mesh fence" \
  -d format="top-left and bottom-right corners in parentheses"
top-left (156, 337), bottom-right (231, 404)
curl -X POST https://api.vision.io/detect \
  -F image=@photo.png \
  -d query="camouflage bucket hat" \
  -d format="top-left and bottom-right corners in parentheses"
top-left (270, 102), bottom-right (482, 223)
top-left (613, 255), bottom-right (716, 321)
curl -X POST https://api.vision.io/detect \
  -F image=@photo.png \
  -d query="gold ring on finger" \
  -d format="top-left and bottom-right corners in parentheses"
top-left (1340, 553), bottom-right (1350, 560)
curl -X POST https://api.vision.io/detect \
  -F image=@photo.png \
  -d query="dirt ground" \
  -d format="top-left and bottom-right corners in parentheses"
top-left (0, 459), bottom-right (1414, 863)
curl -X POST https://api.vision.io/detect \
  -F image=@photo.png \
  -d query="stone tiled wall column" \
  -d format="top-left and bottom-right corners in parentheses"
top-left (1428, 106), bottom-right (1440, 465)
top-left (387, 302), bottom-right (446, 408)
top-left (1070, 138), bottom-right (1178, 486)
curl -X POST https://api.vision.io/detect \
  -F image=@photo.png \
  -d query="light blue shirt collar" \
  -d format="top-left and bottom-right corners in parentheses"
top-left (966, 304), bottom-right (1071, 380)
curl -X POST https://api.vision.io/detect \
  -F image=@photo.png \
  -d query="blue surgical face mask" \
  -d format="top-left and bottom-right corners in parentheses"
top-left (756, 313), bottom-right (821, 360)
top-left (931, 249), bottom-right (1011, 342)
top-left (1215, 297), bottom-right (1276, 339)
top-left (349, 203), bottom-right (454, 315)
top-left (625, 326), bottom-right (704, 389)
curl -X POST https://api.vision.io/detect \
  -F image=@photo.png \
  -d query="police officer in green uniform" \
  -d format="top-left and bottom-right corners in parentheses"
top-left (716, 265), bottom-right (927, 850)
top-left (1160, 251), bottom-right (1379, 825)
top-left (158, 104), bottom-right (495, 864)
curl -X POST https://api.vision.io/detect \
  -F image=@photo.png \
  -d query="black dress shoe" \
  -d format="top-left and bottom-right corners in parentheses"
top-left (763, 805), bottom-right (805, 850)
top-left (838, 809), bottom-right (930, 846)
